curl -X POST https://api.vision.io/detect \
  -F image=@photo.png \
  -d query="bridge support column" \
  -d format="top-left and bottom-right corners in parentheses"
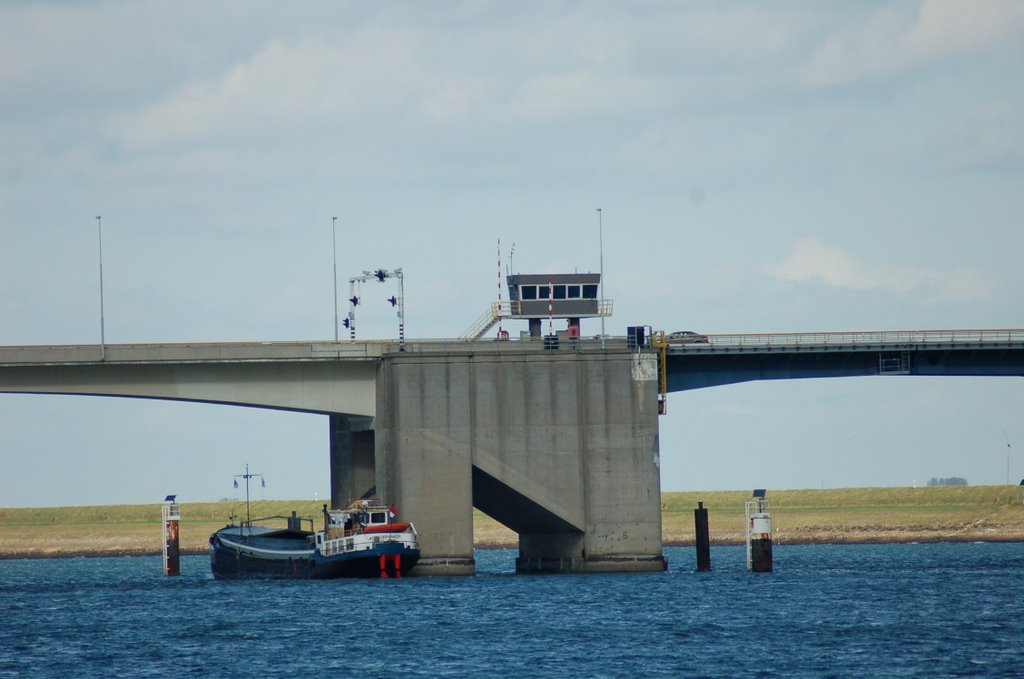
top-left (377, 349), bottom-right (665, 576)
top-left (329, 414), bottom-right (375, 509)
top-left (375, 358), bottom-right (476, 576)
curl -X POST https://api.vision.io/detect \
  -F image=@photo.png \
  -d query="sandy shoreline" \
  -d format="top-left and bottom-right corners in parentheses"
top-left (4, 487), bottom-right (1021, 560)
top-left (3, 529), bottom-right (1021, 560)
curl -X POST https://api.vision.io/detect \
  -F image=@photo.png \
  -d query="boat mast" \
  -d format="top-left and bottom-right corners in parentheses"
top-left (233, 464), bottom-right (264, 533)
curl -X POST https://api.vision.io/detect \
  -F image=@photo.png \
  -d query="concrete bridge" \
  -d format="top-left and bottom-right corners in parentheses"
top-left (2, 329), bottom-right (1023, 575)
top-left (663, 328), bottom-right (1024, 390)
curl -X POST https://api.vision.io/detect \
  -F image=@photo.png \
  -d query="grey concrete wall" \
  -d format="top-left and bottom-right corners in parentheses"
top-left (329, 414), bottom-right (376, 508)
top-left (375, 349), bottom-right (665, 575)
top-left (376, 356), bottom-right (476, 575)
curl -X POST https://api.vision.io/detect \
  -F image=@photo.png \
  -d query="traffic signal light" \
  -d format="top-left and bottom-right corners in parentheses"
top-left (349, 295), bottom-right (359, 306)
top-left (387, 296), bottom-right (398, 307)
top-left (342, 318), bottom-right (350, 329)
top-left (374, 269), bottom-right (387, 282)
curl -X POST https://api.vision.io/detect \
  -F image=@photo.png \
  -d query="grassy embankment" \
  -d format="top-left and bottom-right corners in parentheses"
top-left (1, 486), bottom-right (1022, 558)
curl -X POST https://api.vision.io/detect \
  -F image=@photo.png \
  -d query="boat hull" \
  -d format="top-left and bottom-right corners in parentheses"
top-left (209, 528), bottom-right (419, 580)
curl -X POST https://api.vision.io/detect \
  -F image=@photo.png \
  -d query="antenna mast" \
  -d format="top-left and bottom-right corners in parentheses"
top-left (233, 464), bottom-right (265, 532)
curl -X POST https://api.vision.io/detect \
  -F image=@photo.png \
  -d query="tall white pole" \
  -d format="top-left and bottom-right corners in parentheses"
top-left (96, 215), bottom-right (106, 361)
top-left (597, 208), bottom-right (605, 348)
top-left (332, 216), bottom-right (339, 342)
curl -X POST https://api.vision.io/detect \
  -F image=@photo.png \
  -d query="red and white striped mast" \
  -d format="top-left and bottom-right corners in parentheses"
top-left (548, 275), bottom-right (554, 336)
top-left (497, 239), bottom-right (504, 338)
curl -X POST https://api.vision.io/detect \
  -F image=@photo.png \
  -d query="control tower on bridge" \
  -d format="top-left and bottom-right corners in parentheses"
top-left (462, 273), bottom-right (613, 340)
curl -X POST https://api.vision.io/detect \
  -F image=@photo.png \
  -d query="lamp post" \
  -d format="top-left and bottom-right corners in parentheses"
top-left (96, 215), bottom-right (106, 361)
top-left (597, 208), bottom-right (605, 349)
top-left (332, 216), bottom-right (339, 341)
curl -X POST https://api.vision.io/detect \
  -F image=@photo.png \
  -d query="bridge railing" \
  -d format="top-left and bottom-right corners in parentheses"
top-left (398, 328), bottom-right (1024, 355)
top-left (692, 328), bottom-right (1024, 349)
top-left (396, 335), bottom-right (636, 354)
top-left (3, 329), bottom-right (1022, 365)
top-left (0, 335), bottom-right (641, 364)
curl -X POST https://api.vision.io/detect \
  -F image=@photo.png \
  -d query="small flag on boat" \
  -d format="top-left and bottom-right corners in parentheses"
top-left (389, 505), bottom-right (397, 520)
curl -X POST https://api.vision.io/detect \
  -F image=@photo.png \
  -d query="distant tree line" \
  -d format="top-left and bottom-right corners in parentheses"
top-left (927, 477), bottom-right (968, 487)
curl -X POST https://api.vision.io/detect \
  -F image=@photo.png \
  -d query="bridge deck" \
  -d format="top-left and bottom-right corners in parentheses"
top-left (664, 329), bottom-right (1024, 392)
top-left (1, 329), bottom-right (1023, 366)
top-left (669, 328), bottom-right (1024, 353)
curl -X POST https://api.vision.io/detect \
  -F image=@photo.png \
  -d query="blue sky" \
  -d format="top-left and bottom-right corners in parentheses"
top-left (2, 1), bottom-right (1022, 506)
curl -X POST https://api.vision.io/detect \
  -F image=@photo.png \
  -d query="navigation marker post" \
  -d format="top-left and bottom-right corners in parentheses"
top-left (745, 489), bottom-right (773, 572)
top-left (161, 495), bottom-right (180, 576)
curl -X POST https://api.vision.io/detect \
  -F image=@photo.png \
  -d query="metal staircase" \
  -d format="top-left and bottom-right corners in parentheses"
top-left (460, 302), bottom-right (520, 340)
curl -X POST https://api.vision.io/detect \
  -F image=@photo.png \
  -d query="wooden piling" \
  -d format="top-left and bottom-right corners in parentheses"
top-left (694, 501), bottom-right (711, 572)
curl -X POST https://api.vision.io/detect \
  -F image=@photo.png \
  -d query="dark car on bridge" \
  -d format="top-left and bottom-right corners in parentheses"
top-left (668, 330), bottom-right (709, 344)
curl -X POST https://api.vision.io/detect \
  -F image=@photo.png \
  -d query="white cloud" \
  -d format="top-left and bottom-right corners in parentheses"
top-left (766, 237), bottom-right (995, 302)
top-left (801, 0), bottom-right (1024, 85)
top-left (507, 71), bottom-right (663, 121)
top-left (111, 25), bottom-right (675, 156)
top-left (104, 2), bottom-right (852, 158)
top-left (111, 29), bottom-right (444, 152)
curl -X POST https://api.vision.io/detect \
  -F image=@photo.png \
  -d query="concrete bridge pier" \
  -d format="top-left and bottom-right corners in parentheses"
top-left (375, 349), bottom-right (667, 576)
top-left (329, 414), bottom-right (376, 508)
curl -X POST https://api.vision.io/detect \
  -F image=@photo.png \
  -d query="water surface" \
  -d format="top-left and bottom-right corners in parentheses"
top-left (1, 543), bottom-right (1022, 677)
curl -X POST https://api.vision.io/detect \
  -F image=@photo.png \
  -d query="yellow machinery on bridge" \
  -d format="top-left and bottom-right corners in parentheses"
top-left (651, 330), bottom-right (669, 414)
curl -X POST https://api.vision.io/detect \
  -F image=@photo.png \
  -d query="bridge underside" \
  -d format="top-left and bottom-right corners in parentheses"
top-left (668, 346), bottom-right (1024, 391)
top-left (0, 360), bottom-right (378, 415)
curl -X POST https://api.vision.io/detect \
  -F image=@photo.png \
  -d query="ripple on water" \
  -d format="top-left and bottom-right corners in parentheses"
top-left (1, 544), bottom-right (1023, 677)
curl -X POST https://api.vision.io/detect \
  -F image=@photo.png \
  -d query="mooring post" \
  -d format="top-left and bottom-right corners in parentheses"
top-left (161, 495), bottom-right (180, 576)
top-left (694, 501), bottom-right (711, 572)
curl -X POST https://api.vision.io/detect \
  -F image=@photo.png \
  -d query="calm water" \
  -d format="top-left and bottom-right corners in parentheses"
top-left (1, 543), bottom-right (1022, 677)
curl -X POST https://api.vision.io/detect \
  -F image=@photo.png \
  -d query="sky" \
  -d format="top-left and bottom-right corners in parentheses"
top-left (1, 1), bottom-right (1023, 507)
